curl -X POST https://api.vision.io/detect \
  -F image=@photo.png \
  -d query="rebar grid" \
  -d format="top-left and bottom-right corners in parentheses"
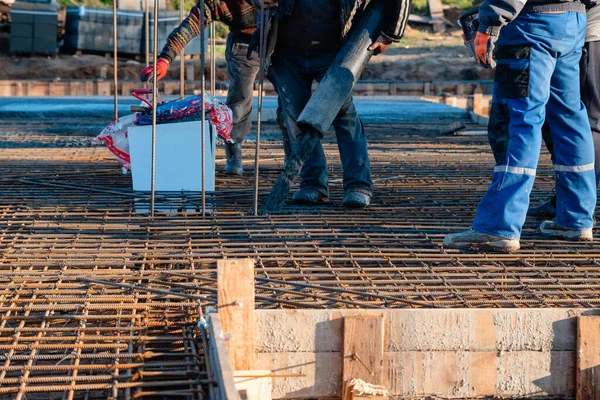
top-left (0, 275), bottom-right (209, 399)
top-left (0, 117), bottom-right (598, 310)
top-left (0, 115), bottom-right (599, 396)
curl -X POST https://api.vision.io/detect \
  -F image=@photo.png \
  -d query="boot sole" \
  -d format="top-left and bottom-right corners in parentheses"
top-left (538, 228), bottom-right (593, 241)
top-left (444, 239), bottom-right (520, 253)
top-left (343, 201), bottom-right (369, 209)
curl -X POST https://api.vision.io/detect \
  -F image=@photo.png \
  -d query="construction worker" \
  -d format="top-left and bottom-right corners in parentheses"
top-left (250, 0), bottom-right (411, 208)
top-left (139, 0), bottom-right (287, 176)
top-left (444, 0), bottom-right (596, 252)
top-left (528, 4), bottom-right (600, 217)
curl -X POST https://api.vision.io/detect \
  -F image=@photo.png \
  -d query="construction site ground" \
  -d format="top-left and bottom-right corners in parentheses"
top-left (0, 96), bottom-right (598, 398)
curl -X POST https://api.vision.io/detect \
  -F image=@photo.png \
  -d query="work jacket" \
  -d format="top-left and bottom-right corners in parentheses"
top-left (478, 0), bottom-right (590, 36)
top-left (160, 0), bottom-right (257, 62)
top-left (341, 0), bottom-right (412, 42)
top-left (588, 4), bottom-right (600, 42)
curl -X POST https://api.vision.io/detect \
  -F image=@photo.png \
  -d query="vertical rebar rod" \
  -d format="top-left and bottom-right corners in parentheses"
top-left (179, 0), bottom-right (185, 98)
top-left (253, 7), bottom-right (267, 216)
top-left (200, 1), bottom-right (206, 217)
top-left (144, 0), bottom-right (149, 66)
top-left (113, 0), bottom-right (118, 121)
top-left (150, 0), bottom-right (159, 218)
top-left (210, 23), bottom-right (216, 96)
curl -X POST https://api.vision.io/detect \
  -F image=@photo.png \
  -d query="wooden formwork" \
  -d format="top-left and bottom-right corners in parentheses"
top-left (0, 79), bottom-right (495, 98)
top-left (216, 261), bottom-right (600, 400)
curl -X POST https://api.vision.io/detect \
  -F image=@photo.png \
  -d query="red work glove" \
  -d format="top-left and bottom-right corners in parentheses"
top-left (139, 58), bottom-right (170, 82)
top-left (368, 35), bottom-right (394, 56)
top-left (474, 32), bottom-right (497, 69)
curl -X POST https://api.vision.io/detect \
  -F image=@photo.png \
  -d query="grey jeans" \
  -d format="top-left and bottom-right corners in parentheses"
top-left (225, 32), bottom-right (259, 144)
top-left (225, 32), bottom-right (289, 155)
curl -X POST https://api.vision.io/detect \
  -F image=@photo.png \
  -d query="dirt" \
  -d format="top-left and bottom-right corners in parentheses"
top-left (0, 27), bottom-right (494, 82)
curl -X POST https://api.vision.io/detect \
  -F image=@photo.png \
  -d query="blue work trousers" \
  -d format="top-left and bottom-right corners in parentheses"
top-left (269, 49), bottom-right (373, 197)
top-left (473, 11), bottom-right (596, 239)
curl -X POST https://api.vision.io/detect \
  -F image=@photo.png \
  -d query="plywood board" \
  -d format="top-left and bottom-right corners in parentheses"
top-left (343, 316), bottom-right (385, 385)
top-left (235, 370), bottom-right (272, 400)
top-left (218, 258), bottom-right (256, 371)
top-left (577, 316), bottom-right (600, 400)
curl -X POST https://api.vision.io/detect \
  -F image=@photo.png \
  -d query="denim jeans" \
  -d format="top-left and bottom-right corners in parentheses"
top-left (473, 11), bottom-right (596, 239)
top-left (269, 49), bottom-right (372, 197)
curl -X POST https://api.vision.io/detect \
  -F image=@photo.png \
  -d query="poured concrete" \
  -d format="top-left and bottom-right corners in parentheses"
top-left (0, 95), bottom-right (470, 123)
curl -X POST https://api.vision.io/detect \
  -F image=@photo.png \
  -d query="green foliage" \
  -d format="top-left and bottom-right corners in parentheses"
top-left (412, 0), bottom-right (478, 15)
top-left (57, 0), bottom-right (112, 9)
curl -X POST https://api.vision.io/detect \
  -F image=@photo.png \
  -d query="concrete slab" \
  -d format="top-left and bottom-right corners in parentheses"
top-left (0, 96), bottom-right (471, 124)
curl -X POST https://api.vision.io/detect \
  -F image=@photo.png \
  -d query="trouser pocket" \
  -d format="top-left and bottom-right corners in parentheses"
top-left (494, 45), bottom-right (532, 99)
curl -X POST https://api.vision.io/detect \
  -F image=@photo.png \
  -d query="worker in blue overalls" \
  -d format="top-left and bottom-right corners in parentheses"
top-left (444, 0), bottom-right (597, 252)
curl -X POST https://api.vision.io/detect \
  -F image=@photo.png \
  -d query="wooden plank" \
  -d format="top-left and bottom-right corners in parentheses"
top-left (208, 313), bottom-right (240, 400)
top-left (258, 350), bottom-right (574, 399)
top-left (234, 370), bottom-right (272, 400)
top-left (218, 258), bottom-right (255, 371)
top-left (343, 316), bottom-right (384, 385)
top-left (256, 352), bottom-right (342, 399)
top-left (428, 0), bottom-right (446, 32)
top-left (577, 316), bottom-right (600, 400)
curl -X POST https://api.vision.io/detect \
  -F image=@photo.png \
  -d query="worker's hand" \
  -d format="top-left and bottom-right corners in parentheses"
top-left (474, 32), bottom-right (497, 69)
top-left (250, 0), bottom-right (278, 9)
top-left (368, 35), bottom-right (393, 55)
top-left (139, 58), bottom-right (170, 82)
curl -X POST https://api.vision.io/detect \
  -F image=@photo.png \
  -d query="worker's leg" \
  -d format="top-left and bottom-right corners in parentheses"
top-left (223, 33), bottom-right (260, 175)
top-left (487, 101), bottom-right (511, 164)
top-left (581, 40), bottom-right (600, 189)
top-left (267, 70), bottom-right (293, 161)
top-left (225, 32), bottom-right (259, 144)
top-left (269, 50), bottom-right (329, 197)
top-left (545, 14), bottom-right (597, 231)
top-left (532, 39), bottom-right (600, 217)
top-left (311, 52), bottom-right (373, 199)
top-left (471, 13), bottom-right (567, 240)
top-left (276, 96), bottom-right (293, 160)
top-left (331, 96), bottom-right (372, 197)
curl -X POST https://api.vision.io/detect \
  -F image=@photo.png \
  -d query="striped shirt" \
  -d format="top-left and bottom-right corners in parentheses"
top-left (160, 0), bottom-right (257, 62)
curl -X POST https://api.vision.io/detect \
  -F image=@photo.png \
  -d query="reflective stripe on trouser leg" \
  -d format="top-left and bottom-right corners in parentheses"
top-left (472, 11), bottom-right (595, 239)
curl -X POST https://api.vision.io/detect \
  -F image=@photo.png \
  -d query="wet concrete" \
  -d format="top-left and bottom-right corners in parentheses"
top-left (0, 95), bottom-right (470, 123)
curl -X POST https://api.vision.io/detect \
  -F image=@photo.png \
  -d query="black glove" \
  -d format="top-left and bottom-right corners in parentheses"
top-left (247, 9), bottom-right (275, 60)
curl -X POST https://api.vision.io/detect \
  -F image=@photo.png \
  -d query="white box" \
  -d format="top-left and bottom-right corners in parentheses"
top-left (128, 120), bottom-right (216, 192)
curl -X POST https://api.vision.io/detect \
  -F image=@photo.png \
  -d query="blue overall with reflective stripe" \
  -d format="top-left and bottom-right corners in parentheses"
top-left (473, 11), bottom-right (597, 239)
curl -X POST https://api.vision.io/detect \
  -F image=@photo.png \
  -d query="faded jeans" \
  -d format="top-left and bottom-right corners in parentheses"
top-left (269, 48), bottom-right (372, 197)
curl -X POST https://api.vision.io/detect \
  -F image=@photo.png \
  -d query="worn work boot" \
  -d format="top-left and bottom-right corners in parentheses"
top-left (528, 199), bottom-right (557, 218)
top-left (443, 229), bottom-right (520, 253)
top-left (343, 190), bottom-right (371, 209)
top-left (292, 188), bottom-right (328, 205)
top-left (538, 219), bottom-right (593, 241)
top-left (224, 142), bottom-right (243, 176)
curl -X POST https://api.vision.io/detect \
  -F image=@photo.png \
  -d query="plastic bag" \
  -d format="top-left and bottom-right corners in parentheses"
top-left (98, 91), bottom-right (234, 171)
top-left (97, 114), bottom-right (136, 171)
top-left (135, 92), bottom-right (234, 143)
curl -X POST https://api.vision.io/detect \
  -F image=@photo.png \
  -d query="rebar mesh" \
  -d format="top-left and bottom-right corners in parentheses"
top-left (0, 115), bottom-right (599, 397)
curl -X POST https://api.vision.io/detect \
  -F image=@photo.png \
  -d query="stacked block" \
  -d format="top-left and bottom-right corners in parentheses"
top-left (10, 0), bottom-right (58, 54)
top-left (64, 6), bottom-right (144, 54)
